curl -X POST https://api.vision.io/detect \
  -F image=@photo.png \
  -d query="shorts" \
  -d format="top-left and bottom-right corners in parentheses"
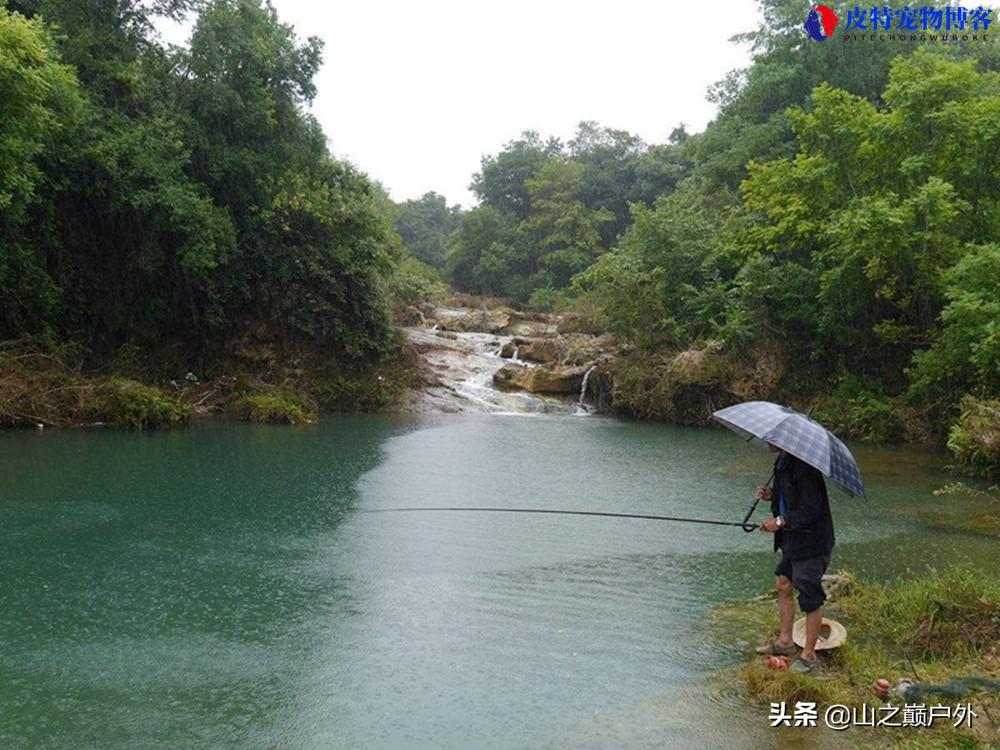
top-left (775, 553), bottom-right (831, 613)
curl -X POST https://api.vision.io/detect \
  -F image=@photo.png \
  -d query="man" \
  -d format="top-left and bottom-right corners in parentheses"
top-left (753, 443), bottom-right (836, 673)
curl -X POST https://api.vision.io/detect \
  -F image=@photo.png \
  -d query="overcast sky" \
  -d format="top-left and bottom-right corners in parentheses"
top-left (160, 0), bottom-right (761, 207)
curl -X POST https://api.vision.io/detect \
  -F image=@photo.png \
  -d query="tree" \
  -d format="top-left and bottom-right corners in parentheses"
top-left (470, 131), bottom-right (560, 220)
top-left (394, 192), bottom-right (461, 269)
top-left (521, 158), bottom-right (612, 289)
top-left (0, 9), bottom-right (80, 334)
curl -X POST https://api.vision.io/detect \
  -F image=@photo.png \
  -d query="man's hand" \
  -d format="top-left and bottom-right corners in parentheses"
top-left (760, 517), bottom-right (780, 533)
top-left (756, 485), bottom-right (773, 501)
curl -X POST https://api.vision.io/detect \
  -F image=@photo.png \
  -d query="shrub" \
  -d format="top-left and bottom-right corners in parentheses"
top-left (231, 387), bottom-right (314, 425)
top-left (94, 379), bottom-right (190, 430)
top-left (947, 397), bottom-right (1000, 480)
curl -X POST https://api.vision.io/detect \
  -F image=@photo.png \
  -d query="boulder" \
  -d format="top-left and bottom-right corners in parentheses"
top-left (493, 363), bottom-right (592, 394)
top-left (438, 308), bottom-right (510, 333)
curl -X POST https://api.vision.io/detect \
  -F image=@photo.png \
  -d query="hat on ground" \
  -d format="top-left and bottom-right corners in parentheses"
top-left (792, 617), bottom-right (847, 650)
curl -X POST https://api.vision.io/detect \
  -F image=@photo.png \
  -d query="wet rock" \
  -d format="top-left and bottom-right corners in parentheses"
top-left (437, 308), bottom-right (510, 333)
top-left (493, 363), bottom-right (592, 394)
top-left (500, 335), bottom-right (611, 366)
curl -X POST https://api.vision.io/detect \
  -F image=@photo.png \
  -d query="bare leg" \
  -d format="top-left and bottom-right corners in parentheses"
top-left (776, 575), bottom-right (795, 646)
top-left (801, 607), bottom-right (822, 662)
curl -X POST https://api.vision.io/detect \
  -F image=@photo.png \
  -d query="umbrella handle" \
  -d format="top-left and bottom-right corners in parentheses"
top-left (741, 470), bottom-right (775, 533)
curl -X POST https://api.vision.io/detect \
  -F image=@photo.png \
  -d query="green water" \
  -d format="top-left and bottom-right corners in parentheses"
top-left (1, 416), bottom-right (996, 749)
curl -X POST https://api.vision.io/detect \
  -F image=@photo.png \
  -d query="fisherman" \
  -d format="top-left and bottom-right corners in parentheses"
top-left (753, 442), bottom-right (836, 673)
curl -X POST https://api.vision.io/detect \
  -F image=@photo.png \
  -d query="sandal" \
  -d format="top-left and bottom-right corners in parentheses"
top-left (789, 657), bottom-right (818, 673)
top-left (754, 641), bottom-right (798, 656)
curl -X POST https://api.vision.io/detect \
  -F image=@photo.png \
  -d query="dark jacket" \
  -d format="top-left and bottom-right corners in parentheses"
top-left (770, 453), bottom-right (835, 560)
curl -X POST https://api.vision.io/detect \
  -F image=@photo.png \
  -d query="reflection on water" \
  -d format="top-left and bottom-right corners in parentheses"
top-left (0, 416), bottom-right (995, 748)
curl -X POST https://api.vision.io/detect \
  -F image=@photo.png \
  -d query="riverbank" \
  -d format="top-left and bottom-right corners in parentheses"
top-left (0, 334), bottom-right (421, 429)
top-left (3, 295), bottom-right (998, 483)
top-left (709, 566), bottom-right (999, 749)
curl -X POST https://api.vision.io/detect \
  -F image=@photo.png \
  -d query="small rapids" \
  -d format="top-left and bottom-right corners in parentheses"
top-left (404, 324), bottom-right (583, 415)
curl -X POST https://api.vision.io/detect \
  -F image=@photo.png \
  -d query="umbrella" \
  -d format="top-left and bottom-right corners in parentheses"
top-left (712, 400), bottom-right (867, 498)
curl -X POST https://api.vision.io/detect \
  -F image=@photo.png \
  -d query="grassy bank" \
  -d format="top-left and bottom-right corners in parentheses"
top-left (0, 335), bottom-right (420, 430)
top-left (710, 566), bottom-right (999, 748)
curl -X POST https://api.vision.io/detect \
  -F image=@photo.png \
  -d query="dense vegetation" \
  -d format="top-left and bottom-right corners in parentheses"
top-left (438, 0), bottom-right (1000, 477)
top-left (0, 0), bottom-right (434, 424)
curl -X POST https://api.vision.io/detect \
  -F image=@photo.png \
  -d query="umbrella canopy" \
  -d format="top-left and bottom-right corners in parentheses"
top-left (712, 400), bottom-right (867, 498)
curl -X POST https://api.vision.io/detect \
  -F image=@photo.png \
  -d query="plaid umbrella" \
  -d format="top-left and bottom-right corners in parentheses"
top-left (712, 400), bottom-right (867, 498)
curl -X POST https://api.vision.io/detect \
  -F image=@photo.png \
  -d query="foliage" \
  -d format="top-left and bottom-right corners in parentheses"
top-left (449, 122), bottom-right (689, 302)
top-left (0, 10), bottom-right (81, 334)
top-left (394, 191), bottom-right (461, 268)
top-left (1, 0), bottom-right (399, 365)
top-left (384, 255), bottom-right (449, 310)
top-left (573, 186), bottom-right (732, 350)
top-left (94, 378), bottom-right (190, 430)
top-left (908, 245), bottom-right (1000, 406)
top-left (579, 40), bottom-right (1000, 465)
top-left (947, 397), bottom-right (1000, 480)
top-left (231, 385), bottom-right (313, 425)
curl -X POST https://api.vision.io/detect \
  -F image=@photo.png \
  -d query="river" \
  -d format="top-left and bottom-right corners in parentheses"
top-left (1, 413), bottom-right (996, 749)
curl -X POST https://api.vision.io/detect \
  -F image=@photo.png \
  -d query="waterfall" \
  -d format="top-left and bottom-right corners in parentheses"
top-left (512, 346), bottom-right (520, 363)
top-left (578, 365), bottom-right (597, 407)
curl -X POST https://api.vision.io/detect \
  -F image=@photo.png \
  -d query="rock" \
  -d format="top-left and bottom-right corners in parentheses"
top-left (500, 335), bottom-right (610, 366)
top-left (493, 363), bottom-right (592, 394)
top-left (437, 308), bottom-right (510, 333)
top-left (397, 306), bottom-right (426, 327)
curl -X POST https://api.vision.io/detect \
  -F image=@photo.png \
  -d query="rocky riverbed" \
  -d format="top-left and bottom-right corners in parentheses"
top-left (398, 304), bottom-right (614, 415)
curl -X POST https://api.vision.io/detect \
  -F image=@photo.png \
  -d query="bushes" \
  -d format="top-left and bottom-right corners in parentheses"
top-left (230, 387), bottom-right (314, 425)
top-left (947, 397), bottom-right (1000, 481)
top-left (384, 255), bottom-right (448, 311)
top-left (0, 342), bottom-right (187, 430)
top-left (94, 379), bottom-right (190, 430)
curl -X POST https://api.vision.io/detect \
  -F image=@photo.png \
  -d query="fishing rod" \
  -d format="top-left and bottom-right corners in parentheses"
top-left (361, 506), bottom-right (760, 529)
top-left (361, 469), bottom-right (810, 534)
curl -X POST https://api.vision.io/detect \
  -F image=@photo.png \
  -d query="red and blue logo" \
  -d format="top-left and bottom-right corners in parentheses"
top-left (804, 5), bottom-right (839, 40)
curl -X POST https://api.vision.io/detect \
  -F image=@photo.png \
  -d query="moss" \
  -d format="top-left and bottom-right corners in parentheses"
top-left (948, 397), bottom-right (1000, 481)
top-left (94, 378), bottom-right (190, 430)
top-left (711, 566), bottom-right (1000, 749)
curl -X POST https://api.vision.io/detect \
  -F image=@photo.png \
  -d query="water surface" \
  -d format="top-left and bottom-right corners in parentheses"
top-left (1, 416), bottom-right (995, 748)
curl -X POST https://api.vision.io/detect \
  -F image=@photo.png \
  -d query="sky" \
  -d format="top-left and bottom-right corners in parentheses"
top-left (159, 0), bottom-right (761, 207)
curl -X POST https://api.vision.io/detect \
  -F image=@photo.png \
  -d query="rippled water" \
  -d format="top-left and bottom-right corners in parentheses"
top-left (1, 416), bottom-right (996, 749)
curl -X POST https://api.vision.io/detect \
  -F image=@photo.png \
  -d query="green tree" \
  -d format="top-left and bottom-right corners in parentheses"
top-left (470, 131), bottom-right (560, 220)
top-left (521, 158), bottom-right (612, 289)
top-left (0, 10), bottom-right (80, 334)
top-left (394, 191), bottom-right (461, 268)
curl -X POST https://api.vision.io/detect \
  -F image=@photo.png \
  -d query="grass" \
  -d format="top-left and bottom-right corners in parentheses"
top-left (710, 566), bottom-right (1000, 749)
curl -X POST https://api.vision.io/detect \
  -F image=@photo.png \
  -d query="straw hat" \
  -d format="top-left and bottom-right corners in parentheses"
top-left (792, 617), bottom-right (847, 650)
